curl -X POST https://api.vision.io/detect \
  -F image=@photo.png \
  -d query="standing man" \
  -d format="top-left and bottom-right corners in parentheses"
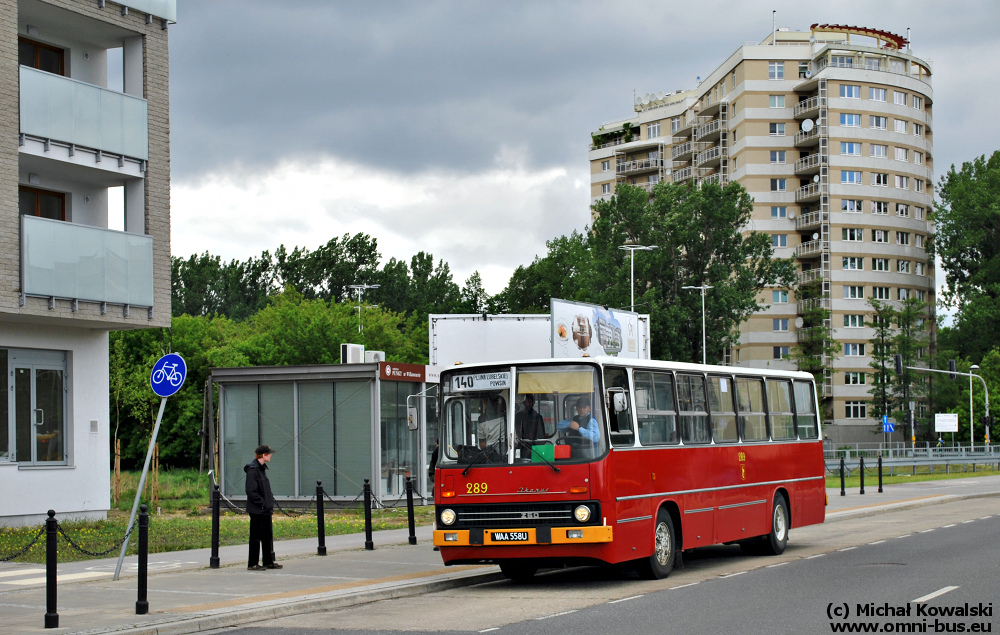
top-left (245, 444), bottom-right (283, 570)
top-left (516, 394), bottom-right (545, 441)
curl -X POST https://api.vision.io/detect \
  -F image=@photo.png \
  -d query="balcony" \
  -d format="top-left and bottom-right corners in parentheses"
top-left (795, 182), bottom-right (822, 203)
top-left (21, 216), bottom-right (153, 307)
top-left (794, 153), bottom-right (824, 175)
top-left (617, 157), bottom-right (665, 176)
top-left (797, 268), bottom-right (829, 285)
top-left (672, 166), bottom-right (694, 183)
top-left (694, 118), bottom-right (721, 142)
top-left (795, 210), bottom-right (827, 230)
top-left (20, 67), bottom-right (149, 160)
top-left (700, 173), bottom-right (721, 187)
top-left (696, 145), bottom-right (722, 167)
top-left (795, 239), bottom-right (828, 258)
top-left (797, 297), bottom-right (831, 314)
top-left (671, 141), bottom-right (693, 161)
top-left (793, 95), bottom-right (823, 120)
top-left (794, 126), bottom-right (820, 148)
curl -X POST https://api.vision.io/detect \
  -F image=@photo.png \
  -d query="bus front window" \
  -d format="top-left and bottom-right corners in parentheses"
top-left (440, 382), bottom-right (510, 467)
top-left (515, 365), bottom-right (606, 462)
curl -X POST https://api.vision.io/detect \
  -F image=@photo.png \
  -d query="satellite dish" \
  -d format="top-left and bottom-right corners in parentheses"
top-left (656, 91), bottom-right (665, 100)
top-left (813, 174), bottom-right (820, 183)
top-left (787, 211), bottom-right (796, 219)
top-left (812, 233), bottom-right (819, 240)
top-left (802, 119), bottom-right (814, 133)
top-left (805, 69), bottom-right (812, 78)
top-left (795, 317), bottom-right (804, 329)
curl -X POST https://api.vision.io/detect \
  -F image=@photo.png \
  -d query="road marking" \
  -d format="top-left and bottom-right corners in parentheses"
top-left (980, 516), bottom-right (991, 520)
top-left (479, 629), bottom-right (500, 633)
top-left (837, 547), bottom-right (856, 552)
top-left (719, 571), bottom-right (746, 578)
top-left (0, 571), bottom-right (110, 586)
top-left (913, 586), bottom-right (959, 603)
top-left (608, 595), bottom-right (643, 604)
top-left (766, 562), bottom-right (788, 568)
top-left (868, 540), bottom-right (886, 545)
top-left (536, 610), bottom-right (577, 620)
top-left (805, 554), bottom-right (826, 560)
top-left (919, 529), bottom-right (935, 533)
top-left (964, 520), bottom-right (976, 523)
top-left (943, 524), bottom-right (956, 528)
top-left (670, 582), bottom-right (699, 589)
top-left (896, 535), bottom-right (911, 539)
top-left (0, 569), bottom-right (44, 578)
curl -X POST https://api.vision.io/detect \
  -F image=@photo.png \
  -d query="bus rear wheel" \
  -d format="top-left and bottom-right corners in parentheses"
top-left (638, 509), bottom-right (675, 579)
top-left (499, 560), bottom-right (537, 583)
top-left (761, 494), bottom-right (789, 555)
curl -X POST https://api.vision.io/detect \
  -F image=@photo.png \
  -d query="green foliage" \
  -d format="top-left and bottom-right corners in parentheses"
top-left (935, 151), bottom-right (1000, 361)
top-left (791, 281), bottom-right (838, 384)
top-left (866, 299), bottom-right (897, 420)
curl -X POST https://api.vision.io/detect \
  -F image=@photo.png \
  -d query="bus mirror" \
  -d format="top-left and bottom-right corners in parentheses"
top-left (611, 391), bottom-right (629, 413)
top-left (407, 406), bottom-right (418, 431)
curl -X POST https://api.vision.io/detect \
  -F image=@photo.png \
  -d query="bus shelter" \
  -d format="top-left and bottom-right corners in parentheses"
top-left (210, 362), bottom-right (438, 505)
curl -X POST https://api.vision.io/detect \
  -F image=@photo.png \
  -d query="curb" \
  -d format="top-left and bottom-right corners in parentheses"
top-left (824, 491), bottom-right (1000, 523)
top-left (86, 568), bottom-right (505, 635)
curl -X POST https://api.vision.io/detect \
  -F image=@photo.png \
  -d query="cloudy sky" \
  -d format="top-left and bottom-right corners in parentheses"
top-left (168, 1), bottom-right (1000, 296)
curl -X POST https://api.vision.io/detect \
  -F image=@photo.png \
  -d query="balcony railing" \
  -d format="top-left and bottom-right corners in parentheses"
top-left (793, 153), bottom-right (824, 174)
top-left (700, 173), bottom-right (721, 187)
top-left (694, 118), bottom-right (721, 141)
top-left (797, 297), bottom-right (831, 314)
top-left (21, 216), bottom-right (153, 307)
top-left (617, 157), bottom-right (664, 175)
top-left (795, 239), bottom-right (828, 258)
top-left (671, 141), bottom-right (693, 160)
top-left (797, 268), bottom-right (829, 285)
top-left (795, 182), bottom-right (822, 202)
top-left (794, 127), bottom-right (820, 147)
top-left (696, 145), bottom-right (721, 166)
top-left (793, 95), bottom-right (822, 119)
top-left (20, 67), bottom-right (149, 160)
top-left (795, 210), bottom-right (827, 230)
top-left (672, 166), bottom-right (693, 183)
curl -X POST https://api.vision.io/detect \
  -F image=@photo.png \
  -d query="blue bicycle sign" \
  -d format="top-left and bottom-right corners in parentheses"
top-left (150, 353), bottom-right (187, 397)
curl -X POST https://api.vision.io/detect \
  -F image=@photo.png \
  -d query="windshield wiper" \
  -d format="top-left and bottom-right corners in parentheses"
top-left (517, 439), bottom-right (560, 473)
top-left (462, 446), bottom-right (496, 476)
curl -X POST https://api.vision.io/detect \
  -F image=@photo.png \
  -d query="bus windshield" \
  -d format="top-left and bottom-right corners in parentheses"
top-left (438, 364), bottom-right (606, 467)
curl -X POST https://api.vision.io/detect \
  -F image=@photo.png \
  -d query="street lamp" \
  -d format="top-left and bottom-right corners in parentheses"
top-left (348, 283), bottom-right (380, 334)
top-left (971, 364), bottom-right (979, 448)
top-left (681, 285), bottom-right (713, 365)
top-left (618, 242), bottom-right (658, 310)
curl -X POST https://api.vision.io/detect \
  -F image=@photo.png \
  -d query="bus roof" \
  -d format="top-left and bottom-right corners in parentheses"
top-left (441, 357), bottom-right (816, 381)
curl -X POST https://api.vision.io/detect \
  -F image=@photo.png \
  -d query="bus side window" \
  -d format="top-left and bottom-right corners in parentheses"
top-left (605, 367), bottom-right (634, 447)
top-left (677, 373), bottom-right (710, 444)
top-left (634, 371), bottom-right (678, 445)
top-left (793, 380), bottom-right (819, 438)
top-left (767, 379), bottom-right (796, 440)
top-left (736, 377), bottom-right (768, 441)
top-left (708, 375), bottom-right (738, 443)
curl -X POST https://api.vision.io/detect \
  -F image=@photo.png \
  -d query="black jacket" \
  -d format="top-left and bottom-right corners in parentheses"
top-left (244, 458), bottom-right (276, 515)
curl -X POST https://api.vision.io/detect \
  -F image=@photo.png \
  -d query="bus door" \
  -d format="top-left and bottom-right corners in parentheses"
top-left (707, 374), bottom-right (745, 544)
top-left (604, 367), bottom-right (646, 548)
top-left (675, 373), bottom-right (715, 549)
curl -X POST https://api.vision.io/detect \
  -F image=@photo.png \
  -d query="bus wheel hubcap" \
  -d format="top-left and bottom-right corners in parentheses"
top-left (774, 506), bottom-right (787, 541)
top-left (654, 522), bottom-right (670, 565)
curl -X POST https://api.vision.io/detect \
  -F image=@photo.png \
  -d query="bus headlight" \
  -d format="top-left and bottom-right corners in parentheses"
top-left (440, 508), bottom-right (457, 526)
top-left (573, 505), bottom-right (591, 523)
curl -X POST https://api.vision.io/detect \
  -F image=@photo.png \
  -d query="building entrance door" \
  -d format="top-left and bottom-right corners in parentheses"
top-left (11, 351), bottom-right (66, 464)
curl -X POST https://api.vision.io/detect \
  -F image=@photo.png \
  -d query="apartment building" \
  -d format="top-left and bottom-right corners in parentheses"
top-left (589, 25), bottom-right (934, 443)
top-left (0, 0), bottom-right (173, 525)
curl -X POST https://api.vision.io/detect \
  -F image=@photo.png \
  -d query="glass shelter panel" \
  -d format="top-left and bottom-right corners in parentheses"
top-left (259, 384), bottom-right (295, 495)
top-left (334, 381), bottom-right (372, 497)
top-left (381, 381), bottom-right (420, 497)
top-left (222, 384), bottom-right (261, 496)
top-left (297, 382), bottom-right (336, 496)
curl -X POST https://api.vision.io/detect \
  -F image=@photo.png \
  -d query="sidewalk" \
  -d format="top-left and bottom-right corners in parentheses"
top-left (2, 475), bottom-right (998, 635)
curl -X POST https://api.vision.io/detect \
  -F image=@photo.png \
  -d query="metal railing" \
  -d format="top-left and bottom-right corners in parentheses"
top-left (795, 209), bottom-right (826, 229)
top-left (672, 166), bottom-right (693, 182)
top-left (795, 238), bottom-right (828, 257)
top-left (794, 153), bottom-right (824, 173)
top-left (795, 182), bottom-right (822, 202)
top-left (671, 141), bottom-right (693, 160)
top-left (794, 95), bottom-right (822, 118)
top-left (696, 145), bottom-right (721, 166)
top-left (616, 157), bottom-right (664, 174)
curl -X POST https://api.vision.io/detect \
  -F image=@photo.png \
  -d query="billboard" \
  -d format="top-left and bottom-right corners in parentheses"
top-left (550, 298), bottom-right (643, 359)
top-left (934, 413), bottom-right (959, 433)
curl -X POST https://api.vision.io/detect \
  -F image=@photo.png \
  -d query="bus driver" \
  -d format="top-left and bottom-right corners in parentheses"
top-left (557, 396), bottom-right (599, 441)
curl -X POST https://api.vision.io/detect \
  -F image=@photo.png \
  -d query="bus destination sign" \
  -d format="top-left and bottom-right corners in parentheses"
top-left (451, 371), bottom-right (511, 391)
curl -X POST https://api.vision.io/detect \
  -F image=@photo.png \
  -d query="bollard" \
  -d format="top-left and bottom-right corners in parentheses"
top-left (316, 481), bottom-right (327, 556)
top-left (363, 479), bottom-right (374, 551)
top-left (45, 510), bottom-right (58, 629)
top-left (406, 476), bottom-right (417, 546)
top-left (210, 485), bottom-right (220, 568)
top-left (859, 457), bottom-right (865, 495)
top-left (878, 456), bottom-right (884, 493)
top-left (839, 457), bottom-right (846, 497)
top-left (136, 505), bottom-right (149, 615)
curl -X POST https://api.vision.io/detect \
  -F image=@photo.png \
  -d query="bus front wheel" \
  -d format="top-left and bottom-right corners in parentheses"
top-left (638, 509), bottom-right (675, 579)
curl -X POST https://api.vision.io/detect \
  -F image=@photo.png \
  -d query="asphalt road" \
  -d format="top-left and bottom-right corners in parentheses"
top-left (215, 498), bottom-right (1000, 634)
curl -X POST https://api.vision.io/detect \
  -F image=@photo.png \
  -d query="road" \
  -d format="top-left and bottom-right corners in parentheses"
top-left (220, 497), bottom-right (999, 634)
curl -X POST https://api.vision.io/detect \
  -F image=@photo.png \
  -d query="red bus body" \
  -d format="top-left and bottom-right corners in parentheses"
top-left (433, 358), bottom-right (826, 575)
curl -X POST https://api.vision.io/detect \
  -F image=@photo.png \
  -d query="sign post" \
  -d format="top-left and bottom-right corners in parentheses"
top-left (114, 353), bottom-right (187, 580)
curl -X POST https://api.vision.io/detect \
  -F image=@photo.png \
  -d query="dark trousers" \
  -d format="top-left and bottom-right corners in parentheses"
top-left (248, 512), bottom-right (274, 566)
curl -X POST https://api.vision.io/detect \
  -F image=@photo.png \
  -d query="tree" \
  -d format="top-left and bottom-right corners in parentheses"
top-left (935, 151), bottom-right (1000, 361)
top-left (892, 298), bottom-right (931, 441)
top-left (791, 280), bottom-right (838, 389)
top-left (866, 299), bottom-right (897, 422)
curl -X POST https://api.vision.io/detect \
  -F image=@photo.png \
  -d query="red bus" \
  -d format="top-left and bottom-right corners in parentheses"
top-left (432, 358), bottom-right (826, 580)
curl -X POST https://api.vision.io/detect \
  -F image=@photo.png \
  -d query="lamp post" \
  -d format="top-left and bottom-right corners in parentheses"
top-left (618, 243), bottom-right (658, 310)
top-left (681, 285), bottom-right (713, 364)
top-left (348, 283), bottom-right (380, 334)
top-left (970, 364), bottom-right (979, 448)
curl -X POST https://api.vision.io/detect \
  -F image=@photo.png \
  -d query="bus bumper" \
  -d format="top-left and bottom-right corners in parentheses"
top-left (433, 525), bottom-right (613, 547)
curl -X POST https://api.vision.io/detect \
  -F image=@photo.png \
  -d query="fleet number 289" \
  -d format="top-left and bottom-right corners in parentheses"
top-left (466, 482), bottom-right (488, 494)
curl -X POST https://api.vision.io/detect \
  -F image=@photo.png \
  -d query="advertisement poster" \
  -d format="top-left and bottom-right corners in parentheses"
top-left (550, 298), bottom-right (643, 359)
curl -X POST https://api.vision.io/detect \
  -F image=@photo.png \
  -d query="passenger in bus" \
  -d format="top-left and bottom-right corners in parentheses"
top-left (516, 394), bottom-right (545, 440)
top-left (557, 396), bottom-right (599, 441)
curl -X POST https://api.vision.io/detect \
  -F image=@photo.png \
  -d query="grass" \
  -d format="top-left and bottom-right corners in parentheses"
top-left (0, 468), bottom-right (434, 564)
top-left (826, 462), bottom-right (999, 489)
